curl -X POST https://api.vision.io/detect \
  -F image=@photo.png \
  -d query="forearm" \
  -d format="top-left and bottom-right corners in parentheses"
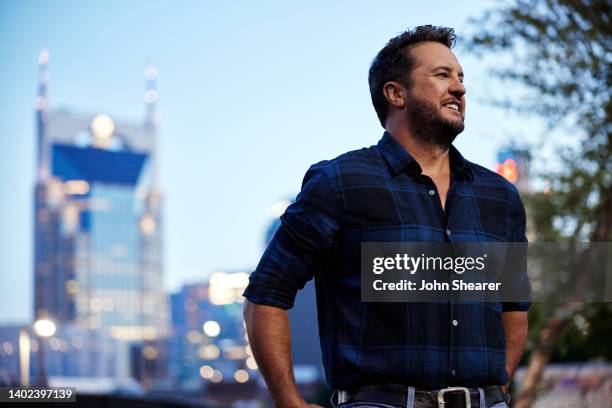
top-left (502, 311), bottom-right (528, 390)
top-left (243, 300), bottom-right (304, 407)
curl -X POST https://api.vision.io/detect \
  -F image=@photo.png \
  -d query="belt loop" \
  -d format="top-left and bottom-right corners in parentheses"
top-left (406, 386), bottom-right (415, 408)
top-left (478, 387), bottom-right (485, 407)
top-left (330, 390), bottom-right (338, 408)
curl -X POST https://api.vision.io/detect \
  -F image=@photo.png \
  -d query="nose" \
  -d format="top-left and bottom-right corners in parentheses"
top-left (450, 76), bottom-right (465, 99)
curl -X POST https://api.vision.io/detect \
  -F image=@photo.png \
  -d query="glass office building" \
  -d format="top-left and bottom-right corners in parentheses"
top-left (169, 275), bottom-right (253, 392)
top-left (33, 51), bottom-right (169, 379)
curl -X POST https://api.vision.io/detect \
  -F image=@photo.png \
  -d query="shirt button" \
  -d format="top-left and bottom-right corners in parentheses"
top-left (451, 369), bottom-right (456, 376)
top-left (428, 189), bottom-right (435, 196)
top-left (452, 319), bottom-right (458, 326)
top-left (446, 229), bottom-right (452, 236)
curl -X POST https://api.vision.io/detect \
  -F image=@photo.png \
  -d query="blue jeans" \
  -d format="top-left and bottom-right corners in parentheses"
top-left (339, 403), bottom-right (508, 408)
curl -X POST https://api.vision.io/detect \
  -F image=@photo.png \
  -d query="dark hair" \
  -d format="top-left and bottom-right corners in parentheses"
top-left (368, 25), bottom-right (456, 127)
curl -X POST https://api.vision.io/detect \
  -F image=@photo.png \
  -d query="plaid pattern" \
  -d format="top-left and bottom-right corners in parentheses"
top-left (243, 131), bottom-right (531, 390)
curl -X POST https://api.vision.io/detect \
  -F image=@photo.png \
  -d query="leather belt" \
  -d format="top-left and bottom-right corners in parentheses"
top-left (337, 384), bottom-right (509, 408)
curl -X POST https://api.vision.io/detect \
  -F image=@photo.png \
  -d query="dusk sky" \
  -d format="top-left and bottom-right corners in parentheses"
top-left (0, 0), bottom-right (541, 323)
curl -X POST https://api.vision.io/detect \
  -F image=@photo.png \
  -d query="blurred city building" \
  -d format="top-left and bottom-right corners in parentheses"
top-left (169, 274), bottom-right (259, 404)
top-left (31, 49), bottom-right (169, 386)
top-left (0, 324), bottom-right (28, 386)
top-left (496, 147), bottom-right (531, 194)
top-left (0, 323), bottom-right (121, 386)
top-left (164, 196), bottom-right (327, 405)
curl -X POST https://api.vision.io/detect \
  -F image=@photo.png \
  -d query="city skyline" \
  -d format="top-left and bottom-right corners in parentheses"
top-left (0, 1), bottom-right (542, 324)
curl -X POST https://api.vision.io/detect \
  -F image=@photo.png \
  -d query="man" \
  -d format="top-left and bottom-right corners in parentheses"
top-left (243, 25), bottom-right (530, 408)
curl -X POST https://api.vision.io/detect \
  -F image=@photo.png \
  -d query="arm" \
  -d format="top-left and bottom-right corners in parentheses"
top-left (243, 300), bottom-right (320, 408)
top-left (501, 311), bottom-right (528, 392)
top-left (242, 165), bottom-right (339, 406)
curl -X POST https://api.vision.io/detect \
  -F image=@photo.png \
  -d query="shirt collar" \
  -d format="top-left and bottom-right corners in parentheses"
top-left (378, 131), bottom-right (474, 182)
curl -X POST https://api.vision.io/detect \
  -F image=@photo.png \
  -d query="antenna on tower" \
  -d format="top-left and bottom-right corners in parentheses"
top-left (36, 48), bottom-right (50, 181)
top-left (37, 48), bottom-right (50, 111)
top-left (144, 65), bottom-right (158, 128)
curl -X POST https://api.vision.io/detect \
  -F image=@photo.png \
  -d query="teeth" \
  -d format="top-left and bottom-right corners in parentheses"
top-left (445, 103), bottom-right (459, 111)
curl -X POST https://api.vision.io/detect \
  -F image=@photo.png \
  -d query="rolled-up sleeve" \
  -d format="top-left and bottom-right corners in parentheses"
top-left (501, 189), bottom-right (532, 312)
top-left (243, 161), bottom-right (342, 309)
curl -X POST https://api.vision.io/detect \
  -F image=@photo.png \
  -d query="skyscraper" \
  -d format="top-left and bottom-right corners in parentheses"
top-left (169, 274), bottom-right (253, 392)
top-left (33, 48), bottom-right (169, 363)
top-left (496, 148), bottom-right (531, 194)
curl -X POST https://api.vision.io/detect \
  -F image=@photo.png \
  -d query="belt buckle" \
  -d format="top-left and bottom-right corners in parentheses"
top-left (437, 386), bottom-right (471, 408)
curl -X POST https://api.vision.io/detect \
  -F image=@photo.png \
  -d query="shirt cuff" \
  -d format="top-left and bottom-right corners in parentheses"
top-left (242, 287), bottom-right (294, 310)
top-left (501, 301), bottom-right (531, 312)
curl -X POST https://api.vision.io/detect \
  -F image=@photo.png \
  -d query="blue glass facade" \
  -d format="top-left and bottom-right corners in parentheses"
top-left (52, 144), bottom-right (147, 185)
top-left (34, 110), bottom-right (169, 382)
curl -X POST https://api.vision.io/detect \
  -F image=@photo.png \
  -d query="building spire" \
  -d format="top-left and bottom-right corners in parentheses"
top-left (37, 48), bottom-right (49, 112)
top-left (36, 48), bottom-right (50, 182)
top-left (144, 65), bottom-right (158, 128)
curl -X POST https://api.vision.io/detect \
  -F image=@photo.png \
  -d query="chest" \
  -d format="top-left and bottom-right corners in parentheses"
top-left (428, 172), bottom-right (450, 211)
top-left (338, 172), bottom-right (511, 242)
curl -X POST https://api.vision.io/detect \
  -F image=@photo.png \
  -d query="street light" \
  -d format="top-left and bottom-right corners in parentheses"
top-left (33, 319), bottom-right (56, 337)
top-left (18, 330), bottom-right (30, 386)
top-left (33, 318), bottom-right (56, 386)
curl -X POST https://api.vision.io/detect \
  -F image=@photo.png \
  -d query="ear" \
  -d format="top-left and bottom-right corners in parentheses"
top-left (382, 81), bottom-right (406, 109)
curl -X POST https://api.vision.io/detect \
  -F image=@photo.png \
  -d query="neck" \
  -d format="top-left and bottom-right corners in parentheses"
top-left (387, 125), bottom-right (450, 177)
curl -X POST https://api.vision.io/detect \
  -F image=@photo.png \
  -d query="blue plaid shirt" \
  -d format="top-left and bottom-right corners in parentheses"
top-left (243, 132), bottom-right (531, 390)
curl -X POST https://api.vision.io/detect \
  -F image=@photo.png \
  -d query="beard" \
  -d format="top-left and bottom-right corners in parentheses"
top-left (405, 93), bottom-right (465, 148)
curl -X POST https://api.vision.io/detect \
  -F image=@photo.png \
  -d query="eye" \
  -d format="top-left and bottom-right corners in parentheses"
top-left (436, 72), bottom-right (448, 78)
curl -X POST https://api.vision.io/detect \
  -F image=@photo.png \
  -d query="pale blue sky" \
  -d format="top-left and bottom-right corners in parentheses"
top-left (0, 0), bottom-right (538, 323)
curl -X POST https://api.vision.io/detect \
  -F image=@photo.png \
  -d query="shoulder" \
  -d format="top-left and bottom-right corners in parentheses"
top-left (299, 144), bottom-right (383, 210)
top-left (307, 144), bottom-right (384, 181)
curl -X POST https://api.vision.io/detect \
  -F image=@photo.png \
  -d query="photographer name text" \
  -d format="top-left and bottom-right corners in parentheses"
top-left (372, 279), bottom-right (501, 291)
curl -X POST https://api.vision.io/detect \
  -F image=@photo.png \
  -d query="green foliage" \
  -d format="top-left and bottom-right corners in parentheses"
top-left (553, 303), bottom-right (612, 361)
top-left (465, 0), bottom-right (611, 362)
top-left (521, 302), bottom-right (612, 363)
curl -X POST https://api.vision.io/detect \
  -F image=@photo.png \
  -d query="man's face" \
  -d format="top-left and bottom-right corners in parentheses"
top-left (403, 41), bottom-right (466, 147)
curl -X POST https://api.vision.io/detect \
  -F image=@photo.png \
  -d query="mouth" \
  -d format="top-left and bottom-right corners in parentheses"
top-left (442, 100), bottom-right (462, 113)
